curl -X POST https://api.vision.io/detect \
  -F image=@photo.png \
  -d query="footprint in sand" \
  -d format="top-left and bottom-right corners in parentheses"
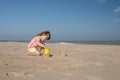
top-left (0, 61), bottom-right (9, 66)
top-left (14, 49), bottom-right (20, 51)
top-left (6, 72), bottom-right (33, 78)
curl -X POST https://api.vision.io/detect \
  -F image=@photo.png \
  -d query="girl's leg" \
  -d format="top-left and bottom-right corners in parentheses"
top-left (35, 50), bottom-right (40, 56)
top-left (36, 46), bottom-right (44, 56)
top-left (27, 52), bottom-right (39, 56)
top-left (27, 49), bottom-right (40, 56)
top-left (27, 47), bottom-right (42, 56)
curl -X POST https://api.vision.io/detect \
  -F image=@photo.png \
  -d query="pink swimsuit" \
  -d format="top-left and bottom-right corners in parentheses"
top-left (28, 37), bottom-right (38, 48)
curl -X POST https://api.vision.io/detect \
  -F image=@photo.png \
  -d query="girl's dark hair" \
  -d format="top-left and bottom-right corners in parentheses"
top-left (36, 30), bottom-right (51, 40)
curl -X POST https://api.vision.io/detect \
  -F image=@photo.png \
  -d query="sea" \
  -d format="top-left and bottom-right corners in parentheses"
top-left (0, 40), bottom-right (120, 45)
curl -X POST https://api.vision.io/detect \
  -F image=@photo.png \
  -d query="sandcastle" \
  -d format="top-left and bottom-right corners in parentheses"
top-left (54, 50), bottom-right (68, 56)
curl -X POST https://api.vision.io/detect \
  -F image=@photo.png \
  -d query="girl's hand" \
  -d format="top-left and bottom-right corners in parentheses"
top-left (44, 46), bottom-right (48, 49)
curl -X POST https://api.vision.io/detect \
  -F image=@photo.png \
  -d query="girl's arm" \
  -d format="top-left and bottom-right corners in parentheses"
top-left (36, 37), bottom-right (46, 48)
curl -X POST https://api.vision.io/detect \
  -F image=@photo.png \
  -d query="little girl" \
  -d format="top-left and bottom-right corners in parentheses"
top-left (27, 30), bottom-right (51, 56)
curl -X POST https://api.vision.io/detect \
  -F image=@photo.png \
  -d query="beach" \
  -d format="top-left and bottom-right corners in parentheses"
top-left (0, 42), bottom-right (120, 80)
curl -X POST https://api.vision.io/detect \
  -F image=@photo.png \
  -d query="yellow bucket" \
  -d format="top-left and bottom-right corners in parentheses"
top-left (44, 48), bottom-right (50, 55)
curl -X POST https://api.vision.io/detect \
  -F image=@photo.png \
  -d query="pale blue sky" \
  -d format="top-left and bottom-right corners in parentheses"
top-left (0, 0), bottom-right (120, 41)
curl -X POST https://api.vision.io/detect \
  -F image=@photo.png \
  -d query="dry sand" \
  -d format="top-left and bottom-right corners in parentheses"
top-left (0, 42), bottom-right (120, 80)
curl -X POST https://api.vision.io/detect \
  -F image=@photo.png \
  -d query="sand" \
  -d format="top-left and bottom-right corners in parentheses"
top-left (0, 42), bottom-right (120, 80)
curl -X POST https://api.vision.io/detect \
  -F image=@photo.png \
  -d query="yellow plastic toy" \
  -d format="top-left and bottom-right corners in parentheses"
top-left (44, 48), bottom-right (50, 55)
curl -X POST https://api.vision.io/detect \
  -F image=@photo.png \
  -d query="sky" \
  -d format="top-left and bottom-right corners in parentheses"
top-left (0, 0), bottom-right (120, 41)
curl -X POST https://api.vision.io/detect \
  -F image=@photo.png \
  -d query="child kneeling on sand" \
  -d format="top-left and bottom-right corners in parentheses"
top-left (27, 30), bottom-right (51, 56)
